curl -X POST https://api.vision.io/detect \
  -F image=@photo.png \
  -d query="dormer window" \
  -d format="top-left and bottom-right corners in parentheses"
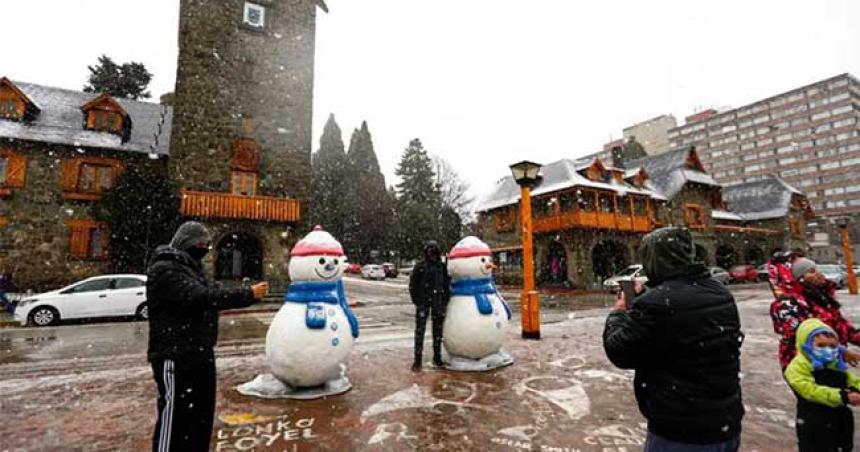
top-left (81, 93), bottom-right (131, 141)
top-left (0, 77), bottom-right (40, 121)
top-left (243, 2), bottom-right (266, 28)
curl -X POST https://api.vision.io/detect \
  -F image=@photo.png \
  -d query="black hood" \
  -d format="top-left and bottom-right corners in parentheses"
top-left (149, 244), bottom-right (199, 270)
top-left (169, 221), bottom-right (212, 252)
top-left (639, 227), bottom-right (707, 286)
top-left (423, 241), bottom-right (442, 261)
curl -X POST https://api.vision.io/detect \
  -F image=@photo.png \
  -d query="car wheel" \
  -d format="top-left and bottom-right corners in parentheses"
top-left (136, 303), bottom-right (149, 321)
top-left (29, 306), bottom-right (59, 327)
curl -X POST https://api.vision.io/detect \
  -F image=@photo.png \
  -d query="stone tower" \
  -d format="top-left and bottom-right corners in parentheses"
top-left (169, 0), bottom-right (328, 285)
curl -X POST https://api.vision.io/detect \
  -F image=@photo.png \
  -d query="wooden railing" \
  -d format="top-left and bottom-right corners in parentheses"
top-left (713, 224), bottom-right (780, 236)
top-left (180, 191), bottom-right (301, 223)
top-left (533, 210), bottom-right (653, 234)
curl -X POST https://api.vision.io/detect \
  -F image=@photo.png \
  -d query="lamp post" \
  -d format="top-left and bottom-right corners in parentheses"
top-left (836, 218), bottom-right (857, 295)
top-left (509, 160), bottom-right (543, 340)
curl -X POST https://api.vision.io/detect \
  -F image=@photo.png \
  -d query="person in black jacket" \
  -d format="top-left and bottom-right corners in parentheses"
top-left (409, 241), bottom-right (451, 371)
top-left (147, 221), bottom-right (268, 452)
top-left (603, 227), bottom-right (744, 451)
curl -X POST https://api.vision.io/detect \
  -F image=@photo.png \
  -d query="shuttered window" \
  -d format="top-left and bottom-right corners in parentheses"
top-left (60, 157), bottom-right (122, 199)
top-left (67, 220), bottom-right (108, 259)
top-left (78, 164), bottom-right (115, 193)
top-left (684, 204), bottom-right (706, 229)
top-left (0, 150), bottom-right (26, 188)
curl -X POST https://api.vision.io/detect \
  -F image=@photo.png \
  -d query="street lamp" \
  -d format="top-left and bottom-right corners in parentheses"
top-left (509, 160), bottom-right (543, 340)
top-left (836, 217), bottom-right (857, 294)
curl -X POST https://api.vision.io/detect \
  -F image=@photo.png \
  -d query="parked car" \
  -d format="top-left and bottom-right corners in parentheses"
top-left (602, 265), bottom-right (648, 291)
top-left (728, 265), bottom-right (759, 284)
top-left (819, 264), bottom-right (848, 289)
top-left (361, 264), bottom-right (386, 281)
top-left (14, 275), bottom-right (148, 327)
top-left (381, 262), bottom-right (399, 278)
top-left (709, 267), bottom-right (731, 285)
top-left (345, 263), bottom-right (362, 274)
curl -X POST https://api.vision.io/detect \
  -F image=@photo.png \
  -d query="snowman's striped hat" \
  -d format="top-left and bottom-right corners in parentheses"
top-left (448, 236), bottom-right (492, 259)
top-left (290, 225), bottom-right (345, 257)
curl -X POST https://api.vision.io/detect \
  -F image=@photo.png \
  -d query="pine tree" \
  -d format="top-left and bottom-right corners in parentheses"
top-left (92, 160), bottom-right (180, 273)
top-left (394, 138), bottom-right (447, 260)
top-left (83, 55), bottom-right (153, 100)
top-left (308, 114), bottom-right (349, 240)
top-left (343, 121), bottom-right (391, 263)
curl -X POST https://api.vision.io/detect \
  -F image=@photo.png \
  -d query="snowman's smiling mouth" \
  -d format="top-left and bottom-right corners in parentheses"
top-left (480, 266), bottom-right (492, 276)
top-left (314, 268), bottom-right (338, 280)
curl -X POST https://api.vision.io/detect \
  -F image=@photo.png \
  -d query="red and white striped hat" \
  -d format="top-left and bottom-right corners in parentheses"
top-left (290, 225), bottom-right (345, 257)
top-left (448, 236), bottom-right (491, 259)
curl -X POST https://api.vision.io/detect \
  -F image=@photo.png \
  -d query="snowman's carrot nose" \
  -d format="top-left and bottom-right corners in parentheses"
top-left (325, 263), bottom-right (337, 271)
top-left (485, 263), bottom-right (496, 270)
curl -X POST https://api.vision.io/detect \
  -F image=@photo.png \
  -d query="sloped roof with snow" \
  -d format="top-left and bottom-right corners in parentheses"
top-left (0, 81), bottom-right (172, 156)
top-left (626, 145), bottom-right (719, 199)
top-left (474, 158), bottom-right (656, 212)
top-left (722, 176), bottom-right (805, 221)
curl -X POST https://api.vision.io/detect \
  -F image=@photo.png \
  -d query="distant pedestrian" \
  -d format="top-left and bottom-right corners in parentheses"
top-left (146, 221), bottom-right (268, 451)
top-left (409, 241), bottom-right (450, 371)
top-left (770, 256), bottom-right (860, 371)
top-left (785, 318), bottom-right (860, 451)
top-left (603, 227), bottom-right (744, 451)
top-left (0, 271), bottom-right (14, 313)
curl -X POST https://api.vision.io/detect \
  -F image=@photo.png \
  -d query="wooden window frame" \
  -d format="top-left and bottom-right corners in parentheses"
top-left (61, 156), bottom-right (124, 201)
top-left (231, 170), bottom-right (259, 196)
top-left (77, 163), bottom-right (116, 194)
top-left (0, 148), bottom-right (26, 195)
top-left (684, 203), bottom-right (707, 229)
top-left (0, 77), bottom-right (38, 121)
top-left (494, 208), bottom-right (516, 233)
top-left (81, 94), bottom-right (128, 136)
top-left (66, 219), bottom-right (109, 260)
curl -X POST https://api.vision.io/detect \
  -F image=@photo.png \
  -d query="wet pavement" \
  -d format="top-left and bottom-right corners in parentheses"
top-left (1, 285), bottom-right (858, 451)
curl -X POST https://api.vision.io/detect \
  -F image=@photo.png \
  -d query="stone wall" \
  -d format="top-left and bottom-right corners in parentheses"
top-left (0, 141), bottom-right (151, 291)
top-left (169, 0), bottom-right (316, 200)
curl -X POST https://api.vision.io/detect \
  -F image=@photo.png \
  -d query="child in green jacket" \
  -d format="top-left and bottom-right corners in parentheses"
top-left (785, 318), bottom-right (860, 451)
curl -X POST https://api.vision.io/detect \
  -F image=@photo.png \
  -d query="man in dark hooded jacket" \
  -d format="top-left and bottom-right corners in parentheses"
top-left (147, 221), bottom-right (268, 452)
top-left (603, 227), bottom-right (744, 451)
top-left (409, 241), bottom-right (451, 370)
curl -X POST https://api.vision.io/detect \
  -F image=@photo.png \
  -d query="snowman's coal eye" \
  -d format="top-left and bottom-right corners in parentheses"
top-left (333, 259), bottom-right (339, 265)
top-left (481, 257), bottom-right (487, 263)
top-left (318, 257), bottom-right (326, 265)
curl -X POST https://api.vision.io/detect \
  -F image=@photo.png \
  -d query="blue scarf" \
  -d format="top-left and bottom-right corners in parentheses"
top-left (450, 277), bottom-right (512, 319)
top-left (285, 280), bottom-right (359, 338)
top-left (802, 327), bottom-right (848, 371)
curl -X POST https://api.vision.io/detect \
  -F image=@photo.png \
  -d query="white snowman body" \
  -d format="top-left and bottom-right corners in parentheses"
top-left (265, 228), bottom-right (355, 388)
top-left (443, 237), bottom-right (509, 359)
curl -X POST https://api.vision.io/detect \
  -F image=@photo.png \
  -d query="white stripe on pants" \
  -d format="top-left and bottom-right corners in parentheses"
top-left (158, 359), bottom-right (175, 452)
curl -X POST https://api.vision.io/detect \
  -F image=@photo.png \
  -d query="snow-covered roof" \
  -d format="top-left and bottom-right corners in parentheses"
top-left (474, 158), bottom-right (657, 212)
top-left (722, 176), bottom-right (805, 221)
top-left (0, 81), bottom-right (172, 156)
top-left (626, 146), bottom-right (720, 200)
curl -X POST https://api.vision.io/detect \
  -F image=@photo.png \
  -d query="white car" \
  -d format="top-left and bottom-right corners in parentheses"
top-left (14, 274), bottom-right (148, 327)
top-left (361, 264), bottom-right (386, 281)
top-left (602, 264), bottom-right (648, 291)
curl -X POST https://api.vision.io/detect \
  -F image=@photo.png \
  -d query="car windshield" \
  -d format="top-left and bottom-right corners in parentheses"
top-left (818, 265), bottom-right (840, 273)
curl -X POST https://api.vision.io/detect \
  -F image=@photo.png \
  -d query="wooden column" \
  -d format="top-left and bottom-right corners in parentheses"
top-left (840, 224), bottom-right (857, 295)
top-left (520, 185), bottom-right (541, 339)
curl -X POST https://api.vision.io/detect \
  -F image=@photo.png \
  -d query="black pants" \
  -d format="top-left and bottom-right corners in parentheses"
top-left (151, 352), bottom-right (216, 452)
top-left (414, 303), bottom-right (446, 364)
top-left (796, 401), bottom-right (854, 452)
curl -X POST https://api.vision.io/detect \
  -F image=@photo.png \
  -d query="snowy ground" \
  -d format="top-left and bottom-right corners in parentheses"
top-left (0, 285), bottom-right (858, 451)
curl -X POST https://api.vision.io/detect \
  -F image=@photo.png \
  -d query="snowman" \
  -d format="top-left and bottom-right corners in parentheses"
top-left (443, 236), bottom-right (514, 371)
top-left (238, 226), bottom-right (359, 399)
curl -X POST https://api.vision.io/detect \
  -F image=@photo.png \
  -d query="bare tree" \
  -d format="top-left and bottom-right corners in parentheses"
top-left (431, 155), bottom-right (475, 221)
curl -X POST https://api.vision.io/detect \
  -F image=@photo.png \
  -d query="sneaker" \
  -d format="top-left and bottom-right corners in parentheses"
top-left (432, 358), bottom-right (445, 367)
top-left (411, 362), bottom-right (422, 372)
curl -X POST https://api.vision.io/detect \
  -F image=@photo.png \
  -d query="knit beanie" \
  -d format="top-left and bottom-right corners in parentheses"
top-left (791, 257), bottom-right (817, 280)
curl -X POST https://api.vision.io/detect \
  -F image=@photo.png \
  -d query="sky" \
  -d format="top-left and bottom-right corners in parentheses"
top-left (2, 0), bottom-right (859, 206)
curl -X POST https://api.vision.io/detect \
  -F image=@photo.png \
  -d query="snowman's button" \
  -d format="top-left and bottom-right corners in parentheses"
top-left (331, 337), bottom-right (340, 347)
top-left (328, 308), bottom-right (336, 317)
top-left (496, 321), bottom-right (502, 329)
top-left (330, 322), bottom-right (338, 331)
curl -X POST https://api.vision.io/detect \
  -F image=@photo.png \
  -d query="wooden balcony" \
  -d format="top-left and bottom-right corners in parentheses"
top-left (533, 210), bottom-right (653, 234)
top-left (713, 224), bottom-right (780, 236)
top-left (180, 191), bottom-right (300, 223)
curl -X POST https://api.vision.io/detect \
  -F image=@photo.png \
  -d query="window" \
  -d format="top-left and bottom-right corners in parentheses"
top-left (114, 278), bottom-right (145, 289)
top-left (78, 164), bottom-right (115, 193)
top-left (67, 220), bottom-right (108, 259)
top-left (559, 192), bottom-right (576, 212)
top-left (831, 105), bottom-right (853, 116)
top-left (0, 156), bottom-right (6, 184)
top-left (67, 279), bottom-right (112, 294)
top-left (633, 197), bottom-right (647, 216)
top-left (243, 2), bottom-right (266, 27)
top-left (494, 208), bottom-right (516, 233)
top-left (91, 110), bottom-right (119, 132)
top-left (599, 193), bottom-right (614, 213)
top-left (0, 98), bottom-right (18, 119)
top-left (684, 204), bottom-right (706, 228)
top-left (578, 191), bottom-right (596, 212)
top-left (231, 171), bottom-right (258, 196)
